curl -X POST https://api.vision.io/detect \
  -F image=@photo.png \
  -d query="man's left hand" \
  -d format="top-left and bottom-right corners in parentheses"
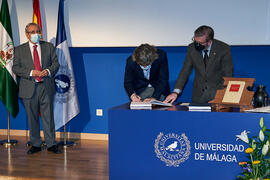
top-left (40, 69), bottom-right (49, 77)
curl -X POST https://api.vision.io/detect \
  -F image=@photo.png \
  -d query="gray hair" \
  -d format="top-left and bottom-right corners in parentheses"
top-left (132, 44), bottom-right (158, 66)
top-left (25, 23), bottom-right (41, 33)
top-left (194, 25), bottom-right (214, 42)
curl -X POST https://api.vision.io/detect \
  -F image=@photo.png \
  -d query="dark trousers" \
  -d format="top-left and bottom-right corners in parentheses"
top-left (22, 83), bottom-right (56, 148)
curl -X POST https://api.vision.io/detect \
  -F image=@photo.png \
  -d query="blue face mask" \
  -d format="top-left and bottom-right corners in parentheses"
top-left (30, 34), bottom-right (41, 43)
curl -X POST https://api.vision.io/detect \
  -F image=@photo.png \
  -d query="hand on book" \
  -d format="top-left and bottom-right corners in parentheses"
top-left (164, 92), bottom-right (178, 103)
top-left (131, 93), bottom-right (141, 102)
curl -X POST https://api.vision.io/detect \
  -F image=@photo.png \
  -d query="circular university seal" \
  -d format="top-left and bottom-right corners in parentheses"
top-left (154, 132), bottom-right (191, 167)
top-left (54, 65), bottom-right (75, 104)
top-left (55, 74), bottom-right (70, 94)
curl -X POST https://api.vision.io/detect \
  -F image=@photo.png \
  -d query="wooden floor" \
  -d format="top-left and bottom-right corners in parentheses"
top-left (0, 135), bottom-right (108, 180)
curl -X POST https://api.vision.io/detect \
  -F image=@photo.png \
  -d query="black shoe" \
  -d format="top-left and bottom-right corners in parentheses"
top-left (47, 145), bottom-right (62, 154)
top-left (27, 146), bottom-right (42, 154)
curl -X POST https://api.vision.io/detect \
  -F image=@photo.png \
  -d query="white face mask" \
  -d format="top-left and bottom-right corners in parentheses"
top-left (30, 34), bottom-right (41, 43)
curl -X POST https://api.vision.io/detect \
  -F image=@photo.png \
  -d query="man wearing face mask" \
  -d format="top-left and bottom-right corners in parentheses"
top-left (165, 25), bottom-right (233, 104)
top-left (124, 43), bottom-right (170, 102)
top-left (12, 23), bottom-right (60, 154)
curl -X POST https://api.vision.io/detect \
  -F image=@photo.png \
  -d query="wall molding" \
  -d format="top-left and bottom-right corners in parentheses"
top-left (0, 129), bottom-right (108, 141)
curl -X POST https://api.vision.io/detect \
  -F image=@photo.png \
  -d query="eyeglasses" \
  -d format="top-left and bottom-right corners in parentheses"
top-left (27, 30), bottom-right (41, 34)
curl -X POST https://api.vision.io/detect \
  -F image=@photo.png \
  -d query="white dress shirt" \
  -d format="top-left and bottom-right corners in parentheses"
top-left (29, 41), bottom-right (51, 77)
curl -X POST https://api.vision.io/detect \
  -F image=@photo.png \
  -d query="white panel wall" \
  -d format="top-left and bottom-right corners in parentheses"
top-left (4, 0), bottom-right (270, 47)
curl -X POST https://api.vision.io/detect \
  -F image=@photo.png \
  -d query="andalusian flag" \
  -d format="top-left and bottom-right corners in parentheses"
top-left (32, 0), bottom-right (42, 39)
top-left (54, 0), bottom-right (80, 130)
top-left (0, 0), bottom-right (19, 117)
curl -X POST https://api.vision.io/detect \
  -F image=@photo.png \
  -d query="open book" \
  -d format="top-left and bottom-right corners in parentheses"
top-left (130, 100), bottom-right (172, 110)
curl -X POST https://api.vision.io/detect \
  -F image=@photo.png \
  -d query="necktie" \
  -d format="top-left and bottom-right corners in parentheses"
top-left (33, 45), bottom-right (42, 82)
top-left (141, 65), bottom-right (151, 80)
top-left (203, 50), bottom-right (209, 68)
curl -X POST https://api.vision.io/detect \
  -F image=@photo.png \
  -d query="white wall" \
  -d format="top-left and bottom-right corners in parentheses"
top-left (5, 0), bottom-right (270, 47)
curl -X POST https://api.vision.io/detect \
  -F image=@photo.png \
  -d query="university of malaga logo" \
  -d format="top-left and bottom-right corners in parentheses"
top-left (154, 132), bottom-right (191, 167)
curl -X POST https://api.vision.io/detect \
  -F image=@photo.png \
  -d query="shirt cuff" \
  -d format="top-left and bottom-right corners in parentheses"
top-left (130, 93), bottom-right (137, 99)
top-left (173, 89), bottom-right (181, 94)
top-left (46, 69), bottom-right (51, 77)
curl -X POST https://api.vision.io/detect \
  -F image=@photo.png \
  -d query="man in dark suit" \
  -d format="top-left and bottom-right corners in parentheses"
top-left (12, 23), bottom-right (61, 154)
top-left (124, 44), bottom-right (170, 102)
top-left (165, 25), bottom-right (233, 104)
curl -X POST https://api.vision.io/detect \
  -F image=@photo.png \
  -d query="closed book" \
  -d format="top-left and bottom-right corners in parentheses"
top-left (130, 102), bottom-right (151, 110)
top-left (188, 103), bottom-right (211, 111)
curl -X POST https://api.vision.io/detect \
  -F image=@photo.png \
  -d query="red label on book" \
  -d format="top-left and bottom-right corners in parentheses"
top-left (229, 84), bottom-right (240, 92)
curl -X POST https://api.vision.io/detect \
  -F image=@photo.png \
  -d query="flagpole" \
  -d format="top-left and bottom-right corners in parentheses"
top-left (7, 111), bottom-right (10, 143)
top-left (0, 111), bottom-right (18, 147)
top-left (59, 124), bottom-right (75, 148)
top-left (55, 0), bottom-right (79, 147)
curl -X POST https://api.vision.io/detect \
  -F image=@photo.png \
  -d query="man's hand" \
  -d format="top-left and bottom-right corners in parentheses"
top-left (143, 97), bottom-right (156, 103)
top-left (32, 70), bottom-right (42, 77)
top-left (40, 69), bottom-right (49, 77)
top-left (131, 93), bottom-right (141, 102)
top-left (164, 92), bottom-right (178, 103)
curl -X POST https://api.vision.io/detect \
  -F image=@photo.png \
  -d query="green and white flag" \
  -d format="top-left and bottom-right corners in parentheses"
top-left (0, 0), bottom-right (18, 117)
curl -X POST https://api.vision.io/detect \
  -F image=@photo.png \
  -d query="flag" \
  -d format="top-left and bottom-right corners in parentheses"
top-left (0, 0), bottom-right (19, 117)
top-left (32, 0), bottom-right (42, 39)
top-left (54, 0), bottom-right (80, 130)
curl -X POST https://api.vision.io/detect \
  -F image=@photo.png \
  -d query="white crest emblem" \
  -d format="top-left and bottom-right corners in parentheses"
top-left (154, 132), bottom-right (191, 167)
top-left (0, 42), bottom-right (13, 69)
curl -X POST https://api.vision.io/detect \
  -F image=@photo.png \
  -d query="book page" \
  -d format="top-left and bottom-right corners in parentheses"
top-left (150, 100), bottom-right (172, 107)
top-left (244, 106), bottom-right (270, 113)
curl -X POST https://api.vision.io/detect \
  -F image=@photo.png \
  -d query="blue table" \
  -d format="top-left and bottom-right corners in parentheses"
top-left (109, 104), bottom-right (270, 180)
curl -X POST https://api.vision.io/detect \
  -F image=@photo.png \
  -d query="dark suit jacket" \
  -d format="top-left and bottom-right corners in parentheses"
top-left (124, 49), bottom-right (170, 100)
top-left (12, 41), bottom-right (59, 99)
top-left (175, 39), bottom-right (233, 103)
